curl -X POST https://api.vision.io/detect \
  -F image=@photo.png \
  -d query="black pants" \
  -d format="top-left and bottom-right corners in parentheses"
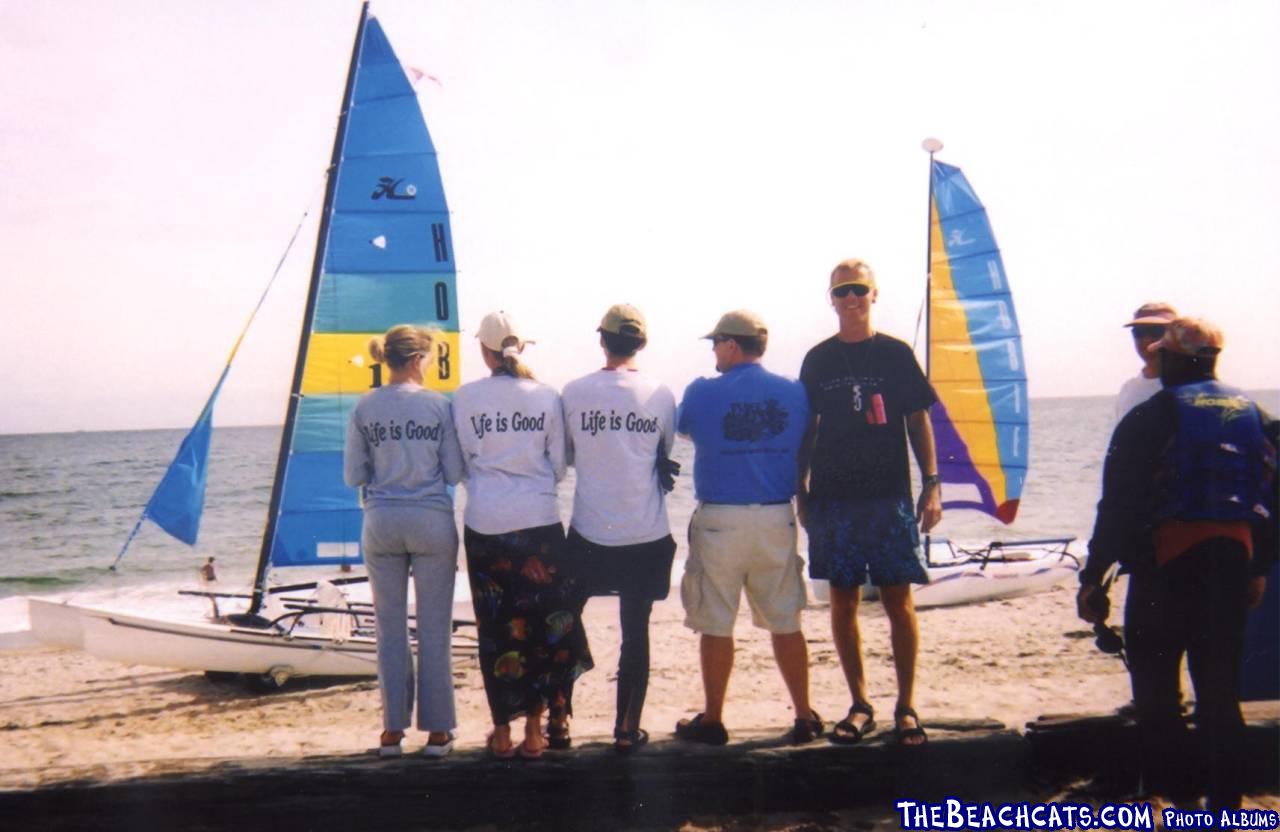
top-left (613, 592), bottom-right (655, 731)
top-left (1125, 539), bottom-right (1250, 810)
top-left (560, 530), bottom-right (673, 732)
top-left (558, 592), bottom-right (655, 732)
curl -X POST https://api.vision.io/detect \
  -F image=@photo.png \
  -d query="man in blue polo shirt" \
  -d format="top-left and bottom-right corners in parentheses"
top-left (673, 309), bottom-right (822, 746)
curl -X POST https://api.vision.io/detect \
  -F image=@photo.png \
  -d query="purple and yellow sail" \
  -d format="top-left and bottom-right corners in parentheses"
top-left (926, 155), bottom-right (1026, 524)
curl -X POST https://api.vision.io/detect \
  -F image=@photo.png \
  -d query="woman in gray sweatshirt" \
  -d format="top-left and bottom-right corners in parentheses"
top-left (344, 325), bottom-right (464, 759)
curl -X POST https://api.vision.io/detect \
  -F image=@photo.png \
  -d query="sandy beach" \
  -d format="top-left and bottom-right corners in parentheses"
top-left (1, 581), bottom-right (1136, 789)
top-left (3, 576), bottom-right (1279, 832)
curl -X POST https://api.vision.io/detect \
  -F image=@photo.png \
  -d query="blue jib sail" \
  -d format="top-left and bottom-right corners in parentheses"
top-left (141, 369), bottom-right (228, 545)
top-left (264, 12), bottom-right (459, 569)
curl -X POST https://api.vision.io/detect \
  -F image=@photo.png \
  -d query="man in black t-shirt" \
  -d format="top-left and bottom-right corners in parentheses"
top-left (797, 258), bottom-right (942, 747)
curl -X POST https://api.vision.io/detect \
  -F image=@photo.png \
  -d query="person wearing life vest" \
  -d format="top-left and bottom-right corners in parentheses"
top-left (1078, 317), bottom-right (1277, 813)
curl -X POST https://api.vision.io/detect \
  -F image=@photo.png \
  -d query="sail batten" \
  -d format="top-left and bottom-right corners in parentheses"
top-left (927, 157), bottom-right (1027, 525)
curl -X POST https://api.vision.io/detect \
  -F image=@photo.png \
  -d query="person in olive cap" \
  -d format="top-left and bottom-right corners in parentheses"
top-left (560, 304), bottom-right (678, 753)
top-left (673, 310), bottom-right (821, 746)
top-left (1079, 317), bottom-right (1278, 812)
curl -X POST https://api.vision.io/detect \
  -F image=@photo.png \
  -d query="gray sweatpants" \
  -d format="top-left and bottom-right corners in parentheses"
top-left (362, 505), bottom-right (459, 733)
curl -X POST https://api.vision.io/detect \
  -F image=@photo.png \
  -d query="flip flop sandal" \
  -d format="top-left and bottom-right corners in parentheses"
top-left (829, 702), bottom-right (876, 745)
top-left (517, 738), bottom-right (546, 760)
top-left (487, 732), bottom-right (516, 759)
top-left (674, 713), bottom-right (729, 746)
top-left (893, 705), bottom-right (928, 747)
top-left (613, 727), bottom-right (650, 754)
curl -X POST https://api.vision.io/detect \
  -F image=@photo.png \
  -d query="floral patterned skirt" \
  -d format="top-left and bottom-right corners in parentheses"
top-left (463, 523), bottom-right (594, 725)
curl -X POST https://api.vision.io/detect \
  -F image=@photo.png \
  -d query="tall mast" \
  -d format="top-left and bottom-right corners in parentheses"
top-left (920, 137), bottom-right (943, 564)
top-left (250, 2), bottom-right (371, 614)
top-left (921, 137), bottom-right (943, 381)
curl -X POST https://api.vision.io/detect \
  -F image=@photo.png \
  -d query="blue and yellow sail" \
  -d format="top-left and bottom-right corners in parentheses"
top-left (927, 157), bottom-right (1026, 524)
top-left (261, 5), bottom-right (458, 572)
top-left (112, 5), bottom-right (457, 584)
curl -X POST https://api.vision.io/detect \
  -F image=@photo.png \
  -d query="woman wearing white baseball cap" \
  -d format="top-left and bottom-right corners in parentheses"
top-left (452, 311), bottom-right (593, 759)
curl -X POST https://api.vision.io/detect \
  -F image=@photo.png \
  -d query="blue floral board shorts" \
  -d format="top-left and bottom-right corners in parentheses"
top-left (806, 496), bottom-right (929, 589)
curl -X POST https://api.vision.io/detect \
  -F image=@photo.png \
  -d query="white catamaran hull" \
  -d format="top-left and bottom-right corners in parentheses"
top-left (809, 542), bottom-right (1080, 609)
top-left (27, 596), bottom-right (98, 650)
top-left (80, 609), bottom-right (379, 677)
top-left (906, 555), bottom-right (1079, 608)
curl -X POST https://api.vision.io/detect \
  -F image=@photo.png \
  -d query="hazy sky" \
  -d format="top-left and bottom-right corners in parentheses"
top-left (2, 0), bottom-right (1277, 435)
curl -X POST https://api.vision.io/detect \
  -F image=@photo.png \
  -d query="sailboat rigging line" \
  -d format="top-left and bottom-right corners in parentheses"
top-left (911, 293), bottom-right (925, 353)
top-left (251, 2), bottom-right (371, 615)
top-left (108, 180), bottom-right (325, 570)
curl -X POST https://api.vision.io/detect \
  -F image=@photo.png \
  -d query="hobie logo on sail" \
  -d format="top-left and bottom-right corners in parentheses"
top-left (371, 177), bottom-right (417, 200)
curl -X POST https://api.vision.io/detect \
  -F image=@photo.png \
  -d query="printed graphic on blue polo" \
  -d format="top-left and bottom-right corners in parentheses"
top-left (721, 399), bottom-right (788, 442)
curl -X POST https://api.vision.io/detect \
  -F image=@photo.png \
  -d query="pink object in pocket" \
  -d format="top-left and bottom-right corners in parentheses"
top-left (870, 393), bottom-right (886, 425)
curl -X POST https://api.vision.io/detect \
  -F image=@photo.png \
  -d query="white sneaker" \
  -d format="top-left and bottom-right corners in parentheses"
top-left (422, 731), bottom-right (456, 758)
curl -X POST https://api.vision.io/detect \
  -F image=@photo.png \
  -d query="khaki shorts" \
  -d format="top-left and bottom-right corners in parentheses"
top-left (681, 502), bottom-right (806, 637)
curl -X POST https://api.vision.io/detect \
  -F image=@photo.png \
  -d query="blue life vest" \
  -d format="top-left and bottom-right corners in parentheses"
top-left (1162, 380), bottom-right (1273, 523)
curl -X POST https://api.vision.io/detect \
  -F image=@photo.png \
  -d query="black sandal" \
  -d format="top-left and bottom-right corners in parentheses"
top-left (829, 701), bottom-right (876, 745)
top-left (547, 718), bottom-right (572, 750)
top-left (790, 710), bottom-right (825, 744)
top-left (613, 727), bottom-right (650, 754)
top-left (675, 713), bottom-right (729, 746)
top-left (893, 705), bottom-right (927, 747)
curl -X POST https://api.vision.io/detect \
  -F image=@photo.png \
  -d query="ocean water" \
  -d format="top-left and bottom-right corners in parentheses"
top-left (2, 391), bottom-right (1276, 622)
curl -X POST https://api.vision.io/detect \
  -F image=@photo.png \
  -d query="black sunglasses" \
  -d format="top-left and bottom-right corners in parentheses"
top-left (1130, 324), bottom-right (1166, 340)
top-left (831, 283), bottom-right (871, 298)
top-left (711, 335), bottom-right (734, 345)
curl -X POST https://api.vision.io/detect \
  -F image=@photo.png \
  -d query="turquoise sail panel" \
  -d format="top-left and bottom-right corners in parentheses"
top-left (928, 159), bottom-right (1027, 524)
top-left (266, 13), bottom-right (458, 569)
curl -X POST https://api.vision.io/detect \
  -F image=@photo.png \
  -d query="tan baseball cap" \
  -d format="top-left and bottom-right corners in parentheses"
top-left (1124, 301), bottom-right (1178, 327)
top-left (598, 303), bottom-right (647, 338)
top-left (829, 258), bottom-right (877, 292)
top-left (1147, 317), bottom-right (1224, 357)
top-left (703, 309), bottom-right (767, 339)
top-left (476, 310), bottom-right (533, 352)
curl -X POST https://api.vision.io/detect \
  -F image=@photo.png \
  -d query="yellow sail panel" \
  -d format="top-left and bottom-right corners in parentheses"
top-left (301, 331), bottom-right (461, 395)
top-left (929, 206), bottom-right (1008, 503)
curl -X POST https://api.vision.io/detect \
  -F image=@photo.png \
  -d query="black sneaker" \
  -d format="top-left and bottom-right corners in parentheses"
top-left (675, 713), bottom-right (729, 746)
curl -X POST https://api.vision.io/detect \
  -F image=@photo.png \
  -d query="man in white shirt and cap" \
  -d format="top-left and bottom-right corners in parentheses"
top-left (1116, 302), bottom-right (1178, 421)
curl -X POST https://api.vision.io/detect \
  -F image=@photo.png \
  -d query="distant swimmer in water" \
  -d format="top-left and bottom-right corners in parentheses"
top-left (451, 311), bottom-right (593, 760)
top-left (560, 304), bottom-right (678, 753)
top-left (200, 557), bottom-right (217, 583)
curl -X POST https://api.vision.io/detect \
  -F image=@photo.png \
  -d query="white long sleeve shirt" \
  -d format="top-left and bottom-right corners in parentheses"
top-left (452, 374), bottom-right (565, 535)
top-left (562, 368), bottom-right (676, 545)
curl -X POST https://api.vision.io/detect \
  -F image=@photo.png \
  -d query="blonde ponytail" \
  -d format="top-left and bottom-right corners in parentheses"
top-left (370, 324), bottom-right (436, 370)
